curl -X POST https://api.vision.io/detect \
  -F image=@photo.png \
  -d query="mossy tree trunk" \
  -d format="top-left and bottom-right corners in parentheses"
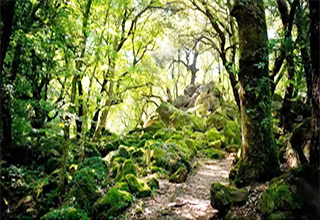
top-left (230, 0), bottom-right (280, 187)
top-left (309, 0), bottom-right (320, 188)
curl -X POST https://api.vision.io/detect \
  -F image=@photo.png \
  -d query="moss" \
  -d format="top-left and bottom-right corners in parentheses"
top-left (125, 174), bottom-right (151, 198)
top-left (156, 103), bottom-right (176, 125)
top-left (71, 168), bottom-right (101, 213)
top-left (169, 166), bottom-right (188, 183)
top-left (170, 110), bottom-right (191, 130)
top-left (93, 187), bottom-right (133, 218)
top-left (207, 111), bottom-right (229, 131)
top-left (202, 148), bottom-right (225, 159)
top-left (115, 182), bottom-right (130, 192)
top-left (225, 145), bottom-right (240, 153)
top-left (221, 121), bottom-right (241, 146)
top-left (190, 115), bottom-right (207, 132)
top-left (205, 127), bottom-right (222, 142)
top-left (146, 176), bottom-right (159, 190)
top-left (132, 148), bottom-right (145, 164)
top-left (210, 183), bottom-right (248, 216)
top-left (258, 176), bottom-right (304, 219)
top-left (117, 145), bottom-right (131, 159)
top-left (152, 148), bottom-right (169, 168)
top-left (208, 140), bottom-right (222, 149)
top-left (184, 138), bottom-right (195, 150)
top-left (150, 165), bottom-right (168, 176)
top-left (41, 205), bottom-right (88, 220)
top-left (115, 159), bottom-right (138, 182)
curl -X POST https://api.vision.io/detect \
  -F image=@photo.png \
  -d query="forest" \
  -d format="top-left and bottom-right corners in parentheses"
top-left (0, 0), bottom-right (319, 219)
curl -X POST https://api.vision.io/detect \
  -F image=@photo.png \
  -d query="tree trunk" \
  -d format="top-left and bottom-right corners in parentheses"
top-left (230, 0), bottom-right (280, 187)
top-left (309, 0), bottom-right (320, 188)
top-left (0, 0), bottom-right (16, 149)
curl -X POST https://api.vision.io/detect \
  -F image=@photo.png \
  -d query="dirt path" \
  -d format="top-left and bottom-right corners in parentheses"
top-left (123, 153), bottom-right (234, 220)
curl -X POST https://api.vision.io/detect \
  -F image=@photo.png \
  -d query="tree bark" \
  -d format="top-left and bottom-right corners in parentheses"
top-left (230, 0), bottom-right (280, 187)
top-left (309, 0), bottom-right (320, 188)
top-left (0, 0), bottom-right (16, 149)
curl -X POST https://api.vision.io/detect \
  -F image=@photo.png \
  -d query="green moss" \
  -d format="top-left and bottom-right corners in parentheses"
top-left (184, 138), bottom-right (195, 150)
top-left (93, 187), bottom-right (133, 218)
top-left (190, 115), bottom-right (207, 132)
top-left (225, 145), bottom-right (240, 153)
top-left (210, 183), bottom-right (248, 215)
top-left (125, 174), bottom-right (151, 198)
top-left (169, 166), bottom-right (188, 183)
top-left (202, 148), bottom-right (225, 159)
top-left (117, 145), bottom-right (131, 159)
top-left (258, 176), bottom-right (303, 219)
top-left (71, 168), bottom-right (101, 213)
top-left (170, 110), bottom-right (191, 130)
top-left (146, 176), bottom-right (159, 190)
top-left (152, 148), bottom-right (168, 168)
top-left (221, 121), bottom-right (241, 146)
top-left (115, 182), bottom-right (130, 192)
top-left (207, 111), bottom-right (229, 131)
top-left (150, 165), bottom-right (168, 176)
top-left (115, 159), bottom-right (138, 182)
top-left (208, 140), bottom-right (222, 149)
top-left (205, 127), bottom-right (222, 142)
top-left (41, 205), bottom-right (88, 220)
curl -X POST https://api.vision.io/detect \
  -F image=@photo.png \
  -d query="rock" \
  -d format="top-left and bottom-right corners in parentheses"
top-left (118, 145), bottom-right (131, 159)
top-left (115, 159), bottom-right (138, 182)
top-left (93, 187), bottom-right (133, 218)
top-left (173, 95), bottom-right (190, 108)
top-left (169, 166), bottom-right (188, 183)
top-left (205, 127), bottom-right (222, 142)
top-left (125, 174), bottom-right (152, 198)
top-left (146, 176), bottom-right (159, 190)
top-left (156, 103), bottom-right (176, 125)
top-left (190, 115), bottom-right (207, 132)
top-left (225, 145), bottom-right (240, 153)
top-left (184, 84), bottom-right (200, 97)
top-left (210, 183), bottom-right (248, 216)
top-left (170, 110), bottom-right (191, 130)
top-left (258, 174), bottom-right (305, 219)
top-left (42, 205), bottom-right (88, 220)
top-left (202, 148), bottom-right (225, 159)
top-left (208, 140), bottom-right (222, 149)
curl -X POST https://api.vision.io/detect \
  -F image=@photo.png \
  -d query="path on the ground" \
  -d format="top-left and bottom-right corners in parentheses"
top-left (124, 153), bottom-right (235, 220)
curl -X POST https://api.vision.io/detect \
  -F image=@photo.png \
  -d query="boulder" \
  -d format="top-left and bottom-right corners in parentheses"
top-left (125, 174), bottom-right (152, 198)
top-left (93, 187), bottom-right (133, 218)
top-left (169, 166), bottom-right (188, 183)
top-left (210, 183), bottom-right (248, 216)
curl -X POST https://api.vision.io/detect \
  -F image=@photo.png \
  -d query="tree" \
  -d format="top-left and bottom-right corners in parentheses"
top-left (309, 0), bottom-right (320, 188)
top-left (0, 0), bottom-right (16, 148)
top-left (230, 0), bottom-right (280, 187)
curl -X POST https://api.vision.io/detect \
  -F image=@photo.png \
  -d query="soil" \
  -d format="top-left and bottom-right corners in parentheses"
top-left (120, 153), bottom-right (235, 220)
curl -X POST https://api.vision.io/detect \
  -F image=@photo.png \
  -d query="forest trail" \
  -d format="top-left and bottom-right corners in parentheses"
top-left (123, 153), bottom-right (234, 220)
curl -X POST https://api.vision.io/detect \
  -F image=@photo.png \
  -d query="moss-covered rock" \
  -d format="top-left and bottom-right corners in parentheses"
top-left (146, 176), bottom-right (159, 190)
top-left (207, 111), bottom-right (229, 131)
top-left (115, 159), bottom-right (138, 182)
top-left (41, 205), bottom-right (88, 220)
top-left (71, 168), bottom-right (101, 213)
top-left (125, 174), bottom-right (152, 198)
top-left (221, 121), bottom-right (241, 146)
top-left (210, 183), bottom-right (248, 216)
top-left (170, 110), bottom-right (191, 130)
top-left (208, 140), bottom-right (222, 149)
top-left (156, 103), bottom-right (176, 125)
top-left (169, 166), bottom-right (188, 183)
top-left (93, 187), bottom-right (133, 218)
top-left (202, 148), bottom-right (225, 159)
top-left (118, 145), bottom-right (131, 159)
top-left (190, 115), bottom-right (207, 132)
top-left (205, 127), bottom-right (222, 142)
top-left (258, 175), bottom-right (304, 219)
top-left (225, 145), bottom-right (240, 153)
